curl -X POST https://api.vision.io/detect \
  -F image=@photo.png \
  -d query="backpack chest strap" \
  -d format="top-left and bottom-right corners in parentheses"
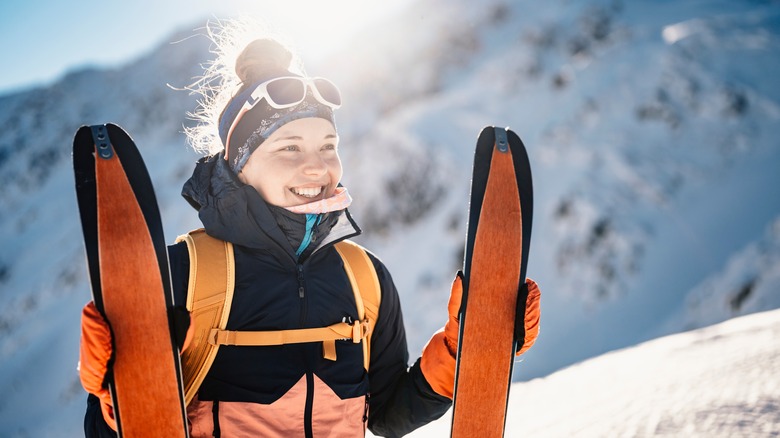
top-left (209, 319), bottom-right (371, 361)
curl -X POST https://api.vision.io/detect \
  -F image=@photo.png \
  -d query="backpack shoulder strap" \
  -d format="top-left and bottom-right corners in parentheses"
top-left (334, 240), bottom-right (381, 370)
top-left (175, 228), bottom-right (235, 406)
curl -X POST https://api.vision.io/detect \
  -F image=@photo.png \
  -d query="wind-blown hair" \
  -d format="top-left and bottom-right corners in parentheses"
top-left (183, 18), bottom-right (305, 156)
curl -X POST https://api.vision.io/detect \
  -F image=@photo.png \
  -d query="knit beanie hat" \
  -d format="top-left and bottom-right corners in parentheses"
top-left (218, 40), bottom-right (337, 173)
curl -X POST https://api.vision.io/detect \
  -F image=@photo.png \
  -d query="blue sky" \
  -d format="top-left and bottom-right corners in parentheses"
top-left (0, 0), bottom-right (411, 94)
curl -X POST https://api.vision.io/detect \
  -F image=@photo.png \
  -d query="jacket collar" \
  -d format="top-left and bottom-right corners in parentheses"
top-left (181, 153), bottom-right (361, 262)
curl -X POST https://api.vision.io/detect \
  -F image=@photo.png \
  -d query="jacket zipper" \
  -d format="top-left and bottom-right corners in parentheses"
top-left (363, 393), bottom-right (370, 430)
top-left (212, 400), bottom-right (221, 437)
top-left (295, 211), bottom-right (361, 437)
top-left (297, 263), bottom-right (307, 326)
top-left (305, 372), bottom-right (314, 438)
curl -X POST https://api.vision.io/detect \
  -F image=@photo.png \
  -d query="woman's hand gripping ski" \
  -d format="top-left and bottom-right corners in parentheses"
top-left (419, 272), bottom-right (541, 398)
top-left (78, 301), bottom-right (194, 431)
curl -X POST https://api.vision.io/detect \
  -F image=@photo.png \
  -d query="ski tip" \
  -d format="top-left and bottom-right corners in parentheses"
top-left (73, 122), bottom-right (135, 160)
top-left (477, 125), bottom-right (517, 154)
top-left (477, 125), bottom-right (516, 139)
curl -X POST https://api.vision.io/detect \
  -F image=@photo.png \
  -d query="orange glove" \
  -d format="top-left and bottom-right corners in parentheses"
top-left (421, 274), bottom-right (542, 399)
top-left (516, 278), bottom-right (541, 356)
top-left (78, 301), bottom-right (117, 431)
top-left (420, 272), bottom-right (463, 399)
top-left (78, 301), bottom-right (193, 431)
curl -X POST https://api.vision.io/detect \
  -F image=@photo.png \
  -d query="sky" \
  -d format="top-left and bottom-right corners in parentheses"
top-left (0, 0), bottom-right (413, 95)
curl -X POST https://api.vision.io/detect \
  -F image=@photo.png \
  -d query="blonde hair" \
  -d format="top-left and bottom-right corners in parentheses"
top-left (184, 18), bottom-right (305, 155)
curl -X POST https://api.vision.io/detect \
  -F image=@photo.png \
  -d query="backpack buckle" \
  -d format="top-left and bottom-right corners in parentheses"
top-left (352, 318), bottom-right (370, 343)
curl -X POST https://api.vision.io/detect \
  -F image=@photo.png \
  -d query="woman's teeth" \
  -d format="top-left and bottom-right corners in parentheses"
top-left (291, 186), bottom-right (323, 198)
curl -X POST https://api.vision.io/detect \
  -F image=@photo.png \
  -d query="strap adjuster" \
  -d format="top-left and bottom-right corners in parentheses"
top-left (351, 319), bottom-right (370, 344)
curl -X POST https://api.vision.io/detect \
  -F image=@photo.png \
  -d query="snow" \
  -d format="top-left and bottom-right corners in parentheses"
top-left (401, 309), bottom-right (780, 437)
top-left (0, 0), bottom-right (778, 436)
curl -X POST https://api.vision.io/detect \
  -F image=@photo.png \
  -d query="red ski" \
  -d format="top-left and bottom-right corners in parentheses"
top-left (73, 124), bottom-right (189, 437)
top-left (451, 126), bottom-right (533, 438)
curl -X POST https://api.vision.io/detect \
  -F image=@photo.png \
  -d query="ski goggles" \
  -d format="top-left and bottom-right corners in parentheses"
top-left (225, 76), bottom-right (342, 150)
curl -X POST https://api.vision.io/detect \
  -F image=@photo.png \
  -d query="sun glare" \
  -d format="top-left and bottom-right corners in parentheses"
top-left (225, 0), bottom-right (400, 61)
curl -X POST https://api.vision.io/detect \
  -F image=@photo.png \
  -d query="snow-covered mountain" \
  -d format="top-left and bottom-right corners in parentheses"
top-left (1, 0), bottom-right (778, 436)
top-left (324, 0), bottom-right (780, 379)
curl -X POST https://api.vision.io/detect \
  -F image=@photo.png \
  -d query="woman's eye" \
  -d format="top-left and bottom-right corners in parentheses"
top-left (282, 145), bottom-right (299, 152)
top-left (322, 143), bottom-right (337, 151)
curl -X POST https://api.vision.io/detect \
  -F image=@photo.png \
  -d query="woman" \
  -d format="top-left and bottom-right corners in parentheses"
top-left (78, 29), bottom-right (541, 438)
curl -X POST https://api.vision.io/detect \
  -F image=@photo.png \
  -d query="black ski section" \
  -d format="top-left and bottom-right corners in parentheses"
top-left (73, 126), bottom-right (102, 309)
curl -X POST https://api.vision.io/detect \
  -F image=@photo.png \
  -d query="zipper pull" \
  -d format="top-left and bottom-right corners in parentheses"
top-left (297, 264), bottom-right (305, 298)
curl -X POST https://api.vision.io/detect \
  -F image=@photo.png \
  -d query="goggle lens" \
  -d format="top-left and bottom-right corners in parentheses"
top-left (311, 78), bottom-right (342, 108)
top-left (266, 77), bottom-right (307, 107)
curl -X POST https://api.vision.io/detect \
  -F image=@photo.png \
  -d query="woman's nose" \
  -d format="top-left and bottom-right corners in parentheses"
top-left (301, 152), bottom-right (328, 176)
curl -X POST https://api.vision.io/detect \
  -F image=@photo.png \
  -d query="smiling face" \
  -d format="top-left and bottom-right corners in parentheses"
top-left (237, 117), bottom-right (342, 207)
